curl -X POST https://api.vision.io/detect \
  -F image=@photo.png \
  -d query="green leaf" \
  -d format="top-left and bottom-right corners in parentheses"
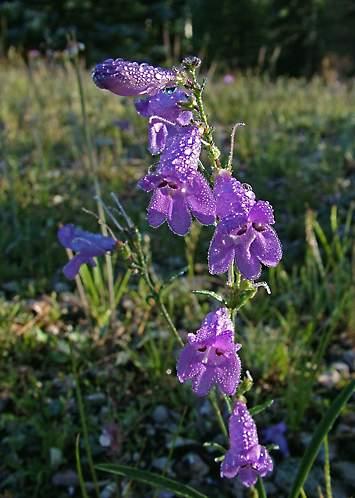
top-left (192, 290), bottom-right (226, 304)
top-left (250, 399), bottom-right (274, 416)
top-left (96, 464), bottom-right (208, 498)
top-left (289, 380), bottom-right (355, 498)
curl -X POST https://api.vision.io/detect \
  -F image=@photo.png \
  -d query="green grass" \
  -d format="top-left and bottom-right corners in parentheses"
top-left (0, 54), bottom-right (354, 497)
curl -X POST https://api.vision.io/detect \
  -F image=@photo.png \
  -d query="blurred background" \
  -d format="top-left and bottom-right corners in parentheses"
top-left (0, 1), bottom-right (354, 498)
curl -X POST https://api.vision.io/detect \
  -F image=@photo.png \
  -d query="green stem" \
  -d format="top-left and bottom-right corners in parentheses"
top-left (190, 70), bottom-right (221, 170)
top-left (255, 478), bottom-right (267, 498)
top-left (70, 344), bottom-right (100, 498)
top-left (73, 54), bottom-right (115, 323)
top-left (323, 435), bottom-right (332, 498)
top-left (75, 434), bottom-right (90, 498)
top-left (209, 390), bottom-right (228, 439)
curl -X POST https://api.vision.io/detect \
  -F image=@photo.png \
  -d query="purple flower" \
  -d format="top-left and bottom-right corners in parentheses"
top-left (221, 401), bottom-right (273, 487)
top-left (135, 89), bottom-right (193, 154)
top-left (223, 74), bottom-right (235, 85)
top-left (176, 308), bottom-right (241, 396)
top-left (209, 178), bottom-right (282, 279)
top-left (263, 422), bottom-right (289, 457)
top-left (92, 58), bottom-right (177, 97)
top-left (58, 224), bottom-right (116, 280)
top-left (135, 89), bottom-right (192, 125)
top-left (138, 167), bottom-right (215, 236)
top-left (214, 170), bottom-right (255, 219)
top-left (159, 124), bottom-right (202, 175)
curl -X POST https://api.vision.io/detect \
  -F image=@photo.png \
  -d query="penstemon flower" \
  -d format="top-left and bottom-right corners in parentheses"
top-left (92, 58), bottom-right (178, 97)
top-left (177, 308), bottom-right (242, 396)
top-left (214, 170), bottom-right (256, 219)
top-left (135, 89), bottom-right (193, 155)
top-left (221, 401), bottom-right (273, 487)
top-left (138, 167), bottom-right (216, 236)
top-left (209, 184), bottom-right (282, 280)
top-left (58, 224), bottom-right (116, 279)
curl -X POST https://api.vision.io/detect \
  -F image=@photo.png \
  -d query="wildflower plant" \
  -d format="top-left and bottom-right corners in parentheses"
top-left (58, 52), bottom-right (355, 498)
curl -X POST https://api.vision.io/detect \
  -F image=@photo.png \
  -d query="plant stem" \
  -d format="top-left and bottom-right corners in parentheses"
top-left (70, 343), bottom-right (100, 498)
top-left (323, 435), bottom-right (332, 498)
top-left (210, 390), bottom-right (228, 439)
top-left (73, 54), bottom-right (115, 323)
top-left (75, 434), bottom-right (90, 498)
top-left (255, 478), bottom-right (267, 498)
top-left (190, 70), bottom-right (221, 170)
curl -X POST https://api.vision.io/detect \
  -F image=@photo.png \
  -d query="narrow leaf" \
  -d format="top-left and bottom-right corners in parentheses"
top-left (289, 380), bottom-right (355, 498)
top-left (96, 464), bottom-right (208, 498)
top-left (192, 290), bottom-right (226, 304)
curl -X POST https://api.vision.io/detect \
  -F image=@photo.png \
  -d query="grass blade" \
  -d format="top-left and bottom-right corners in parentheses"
top-left (75, 434), bottom-right (89, 498)
top-left (96, 463), bottom-right (208, 498)
top-left (289, 380), bottom-right (355, 498)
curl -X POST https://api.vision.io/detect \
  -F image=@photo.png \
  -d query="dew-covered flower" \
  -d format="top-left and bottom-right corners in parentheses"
top-left (209, 182), bottom-right (282, 279)
top-left (135, 89), bottom-right (193, 154)
top-left (92, 58), bottom-right (177, 97)
top-left (176, 308), bottom-right (241, 396)
top-left (263, 422), bottom-right (289, 457)
top-left (214, 170), bottom-right (255, 219)
top-left (138, 167), bottom-right (215, 236)
top-left (221, 401), bottom-right (273, 487)
top-left (58, 224), bottom-right (116, 280)
top-left (158, 124), bottom-right (202, 174)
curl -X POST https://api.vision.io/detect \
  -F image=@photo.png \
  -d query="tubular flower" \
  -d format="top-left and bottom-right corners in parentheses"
top-left (221, 401), bottom-right (273, 487)
top-left (214, 170), bottom-right (255, 219)
top-left (135, 89), bottom-right (193, 154)
top-left (138, 167), bottom-right (215, 236)
top-left (208, 199), bottom-right (282, 280)
top-left (92, 58), bottom-right (177, 97)
top-left (58, 224), bottom-right (116, 280)
top-left (176, 308), bottom-right (241, 396)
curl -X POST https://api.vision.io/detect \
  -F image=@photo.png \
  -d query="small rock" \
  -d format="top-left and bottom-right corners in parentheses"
top-left (152, 457), bottom-right (169, 471)
top-left (182, 452), bottom-right (209, 479)
top-left (331, 361), bottom-right (350, 377)
top-left (52, 470), bottom-right (78, 487)
top-left (318, 369), bottom-right (341, 388)
top-left (85, 392), bottom-right (106, 405)
top-left (153, 405), bottom-right (169, 424)
top-left (333, 461), bottom-right (355, 489)
top-left (342, 350), bottom-right (355, 372)
top-left (50, 447), bottom-right (63, 467)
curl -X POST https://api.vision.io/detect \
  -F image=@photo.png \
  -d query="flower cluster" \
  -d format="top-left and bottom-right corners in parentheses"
top-left (57, 57), bottom-right (284, 490)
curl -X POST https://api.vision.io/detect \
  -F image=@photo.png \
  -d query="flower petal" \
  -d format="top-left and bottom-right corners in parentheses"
top-left (220, 450), bottom-right (240, 479)
top-left (216, 354), bottom-right (241, 395)
top-left (148, 121), bottom-right (168, 155)
top-left (234, 245), bottom-right (262, 280)
top-left (186, 172), bottom-right (216, 225)
top-left (208, 225), bottom-right (235, 275)
top-left (214, 171), bottom-right (255, 219)
top-left (177, 344), bottom-right (203, 382)
top-left (191, 366), bottom-right (216, 396)
top-left (92, 58), bottom-right (177, 97)
top-left (138, 173), bottom-right (163, 192)
top-left (58, 224), bottom-right (75, 248)
top-left (237, 466), bottom-right (258, 487)
top-left (252, 227), bottom-right (282, 267)
top-left (63, 254), bottom-right (89, 280)
top-left (167, 193), bottom-right (191, 236)
top-left (147, 189), bottom-right (169, 228)
top-left (248, 200), bottom-right (275, 224)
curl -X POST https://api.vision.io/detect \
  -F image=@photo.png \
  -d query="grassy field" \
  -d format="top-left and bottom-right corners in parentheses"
top-left (0, 54), bottom-right (354, 497)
